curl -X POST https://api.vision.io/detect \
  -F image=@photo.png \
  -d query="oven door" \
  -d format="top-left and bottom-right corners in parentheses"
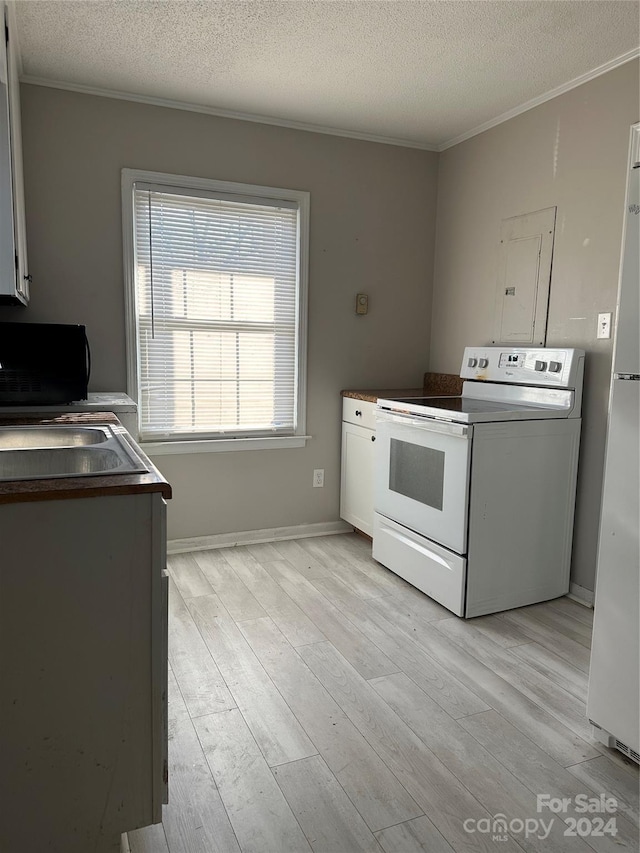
top-left (375, 410), bottom-right (472, 555)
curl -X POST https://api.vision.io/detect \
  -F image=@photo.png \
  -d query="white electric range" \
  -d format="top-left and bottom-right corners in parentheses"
top-left (373, 346), bottom-right (585, 617)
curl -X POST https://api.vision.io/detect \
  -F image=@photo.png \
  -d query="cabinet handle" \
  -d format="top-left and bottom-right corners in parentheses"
top-left (355, 410), bottom-right (362, 416)
top-left (371, 435), bottom-right (376, 442)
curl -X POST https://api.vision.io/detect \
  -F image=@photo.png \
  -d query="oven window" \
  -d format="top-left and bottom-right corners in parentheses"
top-left (389, 439), bottom-right (445, 510)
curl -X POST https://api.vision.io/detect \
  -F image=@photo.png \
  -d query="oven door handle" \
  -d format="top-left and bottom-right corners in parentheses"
top-left (375, 410), bottom-right (470, 438)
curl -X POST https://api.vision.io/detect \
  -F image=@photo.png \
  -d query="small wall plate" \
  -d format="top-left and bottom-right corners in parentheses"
top-left (356, 293), bottom-right (368, 315)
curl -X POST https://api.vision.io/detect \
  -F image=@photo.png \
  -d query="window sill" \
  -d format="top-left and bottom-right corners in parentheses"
top-left (142, 435), bottom-right (311, 455)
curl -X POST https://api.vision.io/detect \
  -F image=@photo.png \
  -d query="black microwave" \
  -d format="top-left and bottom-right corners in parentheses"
top-left (0, 322), bottom-right (90, 405)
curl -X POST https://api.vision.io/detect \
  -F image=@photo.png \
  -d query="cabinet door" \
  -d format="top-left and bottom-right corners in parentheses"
top-left (340, 421), bottom-right (375, 536)
top-left (0, 494), bottom-right (161, 849)
top-left (0, 8), bottom-right (14, 297)
top-left (151, 495), bottom-right (169, 818)
top-left (5, 4), bottom-right (28, 302)
top-left (0, 4), bottom-right (28, 304)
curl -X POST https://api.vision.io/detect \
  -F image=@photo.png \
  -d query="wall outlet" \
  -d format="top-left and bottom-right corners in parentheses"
top-left (597, 312), bottom-right (612, 339)
top-left (313, 469), bottom-right (324, 488)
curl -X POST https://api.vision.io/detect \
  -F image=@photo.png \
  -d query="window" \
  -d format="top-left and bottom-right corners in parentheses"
top-left (122, 170), bottom-right (309, 451)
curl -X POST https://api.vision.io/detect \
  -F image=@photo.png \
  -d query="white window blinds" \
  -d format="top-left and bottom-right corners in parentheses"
top-left (131, 182), bottom-right (303, 442)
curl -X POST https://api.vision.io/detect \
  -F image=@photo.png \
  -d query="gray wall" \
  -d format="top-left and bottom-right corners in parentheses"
top-left (1, 84), bottom-right (438, 539)
top-left (430, 60), bottom-right (640, 592)
top-left (4, 64), bottom-right (635, 588)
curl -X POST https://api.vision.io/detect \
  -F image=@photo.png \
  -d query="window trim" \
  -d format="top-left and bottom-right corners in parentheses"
top-left (121, 168), bottom-right (310, 451)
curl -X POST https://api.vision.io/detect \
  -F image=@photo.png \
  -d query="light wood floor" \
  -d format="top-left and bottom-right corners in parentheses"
top-left (127, 533), bottom-right (639, 853)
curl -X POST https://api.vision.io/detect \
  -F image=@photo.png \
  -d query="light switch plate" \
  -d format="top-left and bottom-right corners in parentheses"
top-left (355, 293), bottom-right (368, 315)
top-left (597, 312), bottom-right (612, 339)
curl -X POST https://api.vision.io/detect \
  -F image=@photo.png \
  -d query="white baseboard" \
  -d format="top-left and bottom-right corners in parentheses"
top-left (568, 582), bottom-right (594, 608)
top-left (168, 520), bottom-right (352, 554)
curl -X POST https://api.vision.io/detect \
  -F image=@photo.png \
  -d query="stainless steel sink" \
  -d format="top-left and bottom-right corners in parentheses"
top-left (0, 447), bottom-right (123, 479)
top-left (0, 426), bottom-right (108, 448)
top-left (0, 425), bottom-right (148, 482)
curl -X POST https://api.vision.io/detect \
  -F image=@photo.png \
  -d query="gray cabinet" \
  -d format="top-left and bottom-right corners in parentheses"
top-left (0, 2), bottom-right (29, 305)
top-left (0, 491), bottom-right (168, 852)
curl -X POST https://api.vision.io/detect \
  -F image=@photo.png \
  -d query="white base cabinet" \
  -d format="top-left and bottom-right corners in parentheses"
top-left (340, 398), bottom-right (376, 536)
top-left (0, 491), bottom-right (168, 853)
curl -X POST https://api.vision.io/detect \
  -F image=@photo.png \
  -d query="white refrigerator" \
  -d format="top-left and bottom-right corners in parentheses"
top-left (587, 123), bottom-right (640, 762)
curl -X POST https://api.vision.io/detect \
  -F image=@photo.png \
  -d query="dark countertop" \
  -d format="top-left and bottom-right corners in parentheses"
top-left (342, 372), bottom-right (463, 403)
top-left (0, 412), bottom-right (172, 505)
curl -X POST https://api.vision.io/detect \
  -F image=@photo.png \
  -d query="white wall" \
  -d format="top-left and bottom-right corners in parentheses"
top-left (430, 60), bottom-right (640, 592)
top-left (0, 84), bottom-right (438, 539)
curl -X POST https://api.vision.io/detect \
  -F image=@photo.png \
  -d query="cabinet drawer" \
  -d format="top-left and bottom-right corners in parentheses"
top-left (342, 397), bottom-right (376, 430)
top-left (372, 513), bottom-right (466, 616)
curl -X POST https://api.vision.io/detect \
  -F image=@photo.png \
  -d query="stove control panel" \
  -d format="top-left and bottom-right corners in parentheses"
top-left (498, 352), bottom-right (526, 369)
top-left (460, 347), bottom-right (585, 389)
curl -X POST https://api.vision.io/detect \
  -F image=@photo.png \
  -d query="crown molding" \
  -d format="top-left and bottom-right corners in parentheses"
top-left (19, 44), bottom-right (639, 154)
top-left (18, 75), bottom-right (439, 152)
top-left (438, 46), bottom-right (640, 151)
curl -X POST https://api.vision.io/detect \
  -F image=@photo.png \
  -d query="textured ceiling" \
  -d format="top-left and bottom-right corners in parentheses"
top-left (13, 0), bottom-right (640, 148)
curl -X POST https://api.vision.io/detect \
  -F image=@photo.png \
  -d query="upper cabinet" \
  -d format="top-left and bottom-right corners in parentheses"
top-left (0, 2), bottom-right (29, 305)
